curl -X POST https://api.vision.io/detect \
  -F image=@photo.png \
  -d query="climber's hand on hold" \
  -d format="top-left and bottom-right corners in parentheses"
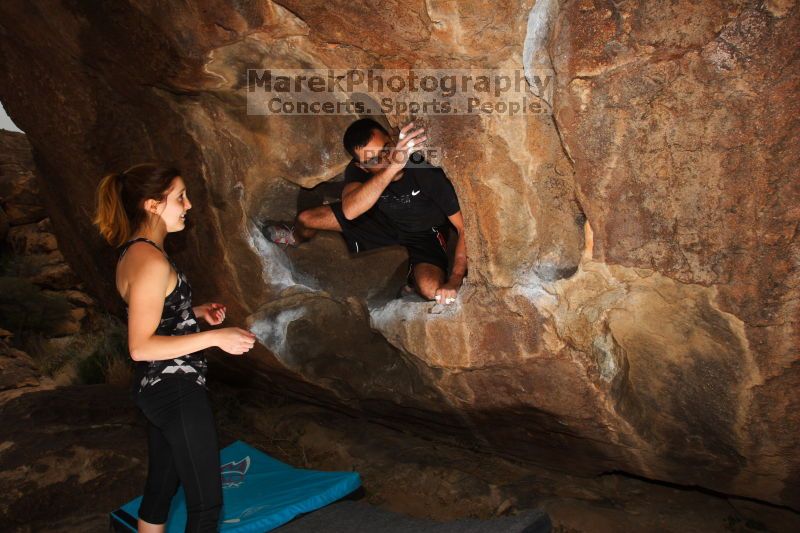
top-left (433, 282), bottom-right (459, 305)
top-left (388, 123), bottom-right (427, 173)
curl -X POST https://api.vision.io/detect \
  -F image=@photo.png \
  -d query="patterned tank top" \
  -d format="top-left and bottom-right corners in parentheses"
top-left (118, 237), bottom-right (208, 394)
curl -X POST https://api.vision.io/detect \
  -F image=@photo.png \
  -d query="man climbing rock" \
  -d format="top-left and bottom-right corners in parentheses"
top-left (265, 118), bottom-right (468, 304)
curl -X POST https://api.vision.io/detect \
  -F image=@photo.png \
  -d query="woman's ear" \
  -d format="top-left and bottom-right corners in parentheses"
top-left (143, 198), bottom-right (160, 215)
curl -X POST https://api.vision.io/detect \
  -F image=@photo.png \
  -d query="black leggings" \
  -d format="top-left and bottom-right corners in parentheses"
top-left (135, 377), bottom-right (222, 532)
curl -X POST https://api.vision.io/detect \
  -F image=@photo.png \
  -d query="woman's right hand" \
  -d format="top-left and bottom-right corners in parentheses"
top-left (214, 327), bottom-right (257, 355)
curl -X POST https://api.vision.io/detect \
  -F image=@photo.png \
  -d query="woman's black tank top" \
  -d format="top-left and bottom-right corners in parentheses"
top-left (118, 237), bottom-right (208, 395)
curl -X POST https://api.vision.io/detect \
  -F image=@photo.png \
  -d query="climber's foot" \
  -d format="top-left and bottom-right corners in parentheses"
top-left (264, 223), bottom-right (298, 247)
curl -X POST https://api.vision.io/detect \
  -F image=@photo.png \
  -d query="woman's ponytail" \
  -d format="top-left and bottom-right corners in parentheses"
top-left (93, 172), bottom-right (130, 248)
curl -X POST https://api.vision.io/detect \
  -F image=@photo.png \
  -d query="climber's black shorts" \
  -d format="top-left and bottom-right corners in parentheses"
top-left (330, 202), bottom-right (449, 274)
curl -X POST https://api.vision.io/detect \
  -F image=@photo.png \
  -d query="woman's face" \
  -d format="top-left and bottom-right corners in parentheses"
top-left (149, 176), bottom-right (192, 232)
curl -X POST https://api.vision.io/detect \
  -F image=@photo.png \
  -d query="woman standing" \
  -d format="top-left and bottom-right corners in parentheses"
top-left (93, 164), bottom-right (256, 532)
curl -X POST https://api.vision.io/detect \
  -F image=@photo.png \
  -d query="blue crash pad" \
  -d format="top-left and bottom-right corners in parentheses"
top-left (109, 440), bottom-right (362, 532)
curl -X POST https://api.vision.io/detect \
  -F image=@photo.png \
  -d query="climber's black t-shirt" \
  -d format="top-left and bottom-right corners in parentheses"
top-left (343, 157), bottom-right (460, 233)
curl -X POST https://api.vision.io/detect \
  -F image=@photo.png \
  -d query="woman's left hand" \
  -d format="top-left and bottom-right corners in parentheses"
top-left (194, 303), bottom-right (227, 325)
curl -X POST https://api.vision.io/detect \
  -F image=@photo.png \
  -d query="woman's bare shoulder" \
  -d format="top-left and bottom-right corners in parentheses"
top-left (118, 242), bottom-right (171, 281)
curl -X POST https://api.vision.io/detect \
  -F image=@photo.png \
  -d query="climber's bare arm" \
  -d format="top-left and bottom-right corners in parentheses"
top-left (448, 211), bottom-right (468, 284)
top-left (341, 124), bottom-right (428, 220)
top-left (340, 171), bottom-right (396, 220)
top-left (434, 210), bottom-right (467, 304)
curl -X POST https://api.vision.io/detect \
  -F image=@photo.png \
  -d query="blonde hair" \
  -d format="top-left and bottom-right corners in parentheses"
top-left (93, 164), bottom-right (180, 248)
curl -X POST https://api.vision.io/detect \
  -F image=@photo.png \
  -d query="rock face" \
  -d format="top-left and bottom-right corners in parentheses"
top-left (549, 0), bottom-right (800, 505)
top-left (0, 131), bottom-right (92, 338)
top-left (0, 336), bottom-right (52, 397)
top-left (0, 384), bottom-right (148, 531)
top-left (0, 0), bottom-right (797, 507)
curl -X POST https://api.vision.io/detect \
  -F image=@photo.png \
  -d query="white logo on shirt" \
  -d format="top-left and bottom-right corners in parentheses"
top-left (411, 190), bottom-right (421, 196)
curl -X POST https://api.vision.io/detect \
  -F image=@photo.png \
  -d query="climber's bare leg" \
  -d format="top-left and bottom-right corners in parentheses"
top-left (295, 205), bottom-right (342, 242)
top-left (411, 263), bottom-right (446, 300)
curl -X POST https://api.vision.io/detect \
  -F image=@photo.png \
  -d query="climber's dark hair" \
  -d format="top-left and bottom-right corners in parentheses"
top-left (93, 163), bottom-right (181, 248)
top-left (343, 118), bottom-right (390, 160)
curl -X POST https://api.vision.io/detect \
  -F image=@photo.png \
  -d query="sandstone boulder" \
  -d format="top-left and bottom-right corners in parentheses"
top-left (0, 131), bottom-right (46, 225)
